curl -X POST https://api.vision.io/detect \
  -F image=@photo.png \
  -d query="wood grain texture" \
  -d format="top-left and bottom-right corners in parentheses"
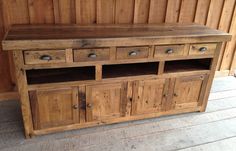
top-left (76, 0), bottom-right (96, 24)
top-left (115, 0), bottom-right (135, 23)
top-left (165, 0), bottom-right (181, 23)
top-left (97, 0), bottom-right (115, 24)
top-left (53, 0), bottom-right (76, 24)
top-left (28, 0), bottom-right (54, 24)
top-left (148, 0), bottom-right (167, 23)
top-left (194, 0), bottom-right (211, 25)
top-left (134, 0), bottom-right (150, 23)
top-left (178, 0), bottom-right (198, 23)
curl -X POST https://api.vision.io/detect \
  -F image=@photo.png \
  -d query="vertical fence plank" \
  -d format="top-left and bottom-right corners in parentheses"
top-left (194, 0), bottom-right (211, 25)
top-left (28, 0), bottom-right (54, 24)
top-left (115, 0), bottom-right (135, 23)
top-left (0, 1), bottom-right (12, 92)
top-left (53, 0), bottom-right (76, 24)
top-left (75, 0), bottom-right (96, 24)
top-left (220, 3), bottom-right (236, 71)
top-left (165, 0), bottom-right (181, 23)
top-left (149, 0), bottom-right (168, 23)
top-left (134, 0), bottom-right (150, 23)
top-left (97, 0), bottom-right (115, 24)
top-left (206, 0), bottom-right (224, 28)
top-left (178, 0), bottom-right (197, 23)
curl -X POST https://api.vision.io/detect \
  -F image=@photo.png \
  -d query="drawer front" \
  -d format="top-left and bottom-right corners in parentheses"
top-left (24, 50), bottom-right (66, 65)
top-left (154, 45), bottom-right (185, 58)
top-left (189, 43), bottom-right (217, 56)
top-left (74, 48), bottom-right (110, 62)
top-left (116, 46), bottom-right (149, 60)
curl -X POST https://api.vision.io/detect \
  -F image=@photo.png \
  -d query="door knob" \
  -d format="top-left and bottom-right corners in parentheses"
top-left (72, 104), bottom-right (79, 109)
top-left (87, 103), bottom-right (93, 108)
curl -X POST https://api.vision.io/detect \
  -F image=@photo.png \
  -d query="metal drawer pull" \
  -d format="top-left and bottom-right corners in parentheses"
top-left (199, 47), bottom-right (207, 52)
top-left (129, 51), bottom-right (138, 56)
top-left (88, 53), bottom-right (97, 58)
top-left (40, 55), bottom-right (52, 61)
top-left (166, 48), bottom-right (174, 54)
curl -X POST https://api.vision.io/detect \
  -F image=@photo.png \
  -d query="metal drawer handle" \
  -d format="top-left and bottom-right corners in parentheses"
top-left (40, 55), bottom-right (52, 61)
top-left (199, 47), bottom-right (207, 52)
top-left (88, 53), bottom-right (97, 58)
top-left (166, 48), bottom-right (174, 54)
top-left (129, 51), bottom-right (138, 56)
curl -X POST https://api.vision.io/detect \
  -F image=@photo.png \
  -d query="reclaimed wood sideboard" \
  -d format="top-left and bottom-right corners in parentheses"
top-left (2, 24), bottom-right (231, 138)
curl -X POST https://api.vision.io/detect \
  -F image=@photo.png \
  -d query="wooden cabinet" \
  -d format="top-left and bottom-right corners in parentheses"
top-left (3, 24), bottom-right (230, 137)
top-left (85, 82), bottom-right (127, 122)
top-left (173, 75), bottom-right (208, 109)
top-left (29, 88), bottom-right (79, 130)
top-left (131, 79), bottom-right (168, 115)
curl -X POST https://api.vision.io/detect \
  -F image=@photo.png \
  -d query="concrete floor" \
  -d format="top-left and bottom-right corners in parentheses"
top-left (1, 76), bottom-right (236, 151)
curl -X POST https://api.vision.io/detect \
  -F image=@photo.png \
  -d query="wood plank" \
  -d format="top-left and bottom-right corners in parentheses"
top-left (133, 0), bottom-right (150, 23)
top-left (115, 0), bottom-right (135, 23)
top-left (194, 0), bottom-right (211, 25)
top-left (148, 0), bottom-right (167, 23)
top-left (209, 89), bottom-right (236, 100)
top-left (12, 51), bottom-right (34, 138)
top-left (97, 0), bottom-right (115, 24)
top-left (0, 91), bottom-right (19, 101)
top-left (75, 0), bottom-right (96, 24)
top-left (0, 1), bottom-right (13, 93)
top-left (178, 0), bottom-right (198, 23)
top-left (28, 0), bottom-right (54, 24)
top-left (179, 137), bottom-right (236, 151)
top-left (53, 0), bottom-right (76, 24)
top-left (206, 0), bottom-right (224, 29)
top-left (220, 3), bottom-right (236, 70)
top-left (165, 0), bottom-right (181, 23)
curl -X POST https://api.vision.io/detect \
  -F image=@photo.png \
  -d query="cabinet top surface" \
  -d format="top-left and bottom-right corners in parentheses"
top-left (2, 23), bottom-right (231, 50)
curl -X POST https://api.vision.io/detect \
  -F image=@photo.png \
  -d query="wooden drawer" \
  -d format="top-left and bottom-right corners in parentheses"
top-left (189, 43), bottom-right (217, 56)
top-left (24, 50), bottom-right (66, 65)
top-left (154, 45), bottom-right (185, 58)
top-left (74, 48), bottom-right (110, 62)
top-left (116, 46), bottom-right (149, 60)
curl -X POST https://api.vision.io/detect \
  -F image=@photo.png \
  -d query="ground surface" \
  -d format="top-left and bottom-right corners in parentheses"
top-left (0, 76), bottom-right (236, 151)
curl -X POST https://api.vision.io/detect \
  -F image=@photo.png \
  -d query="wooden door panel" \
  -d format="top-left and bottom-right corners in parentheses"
top-left (132, 79), bottom-right (168, 115)
top-left (30, 88), bottom-right (79, 130)
top-left (173, 75), bottom-right (207, 109)
top-left (86, 82), bottom-right (127, 122)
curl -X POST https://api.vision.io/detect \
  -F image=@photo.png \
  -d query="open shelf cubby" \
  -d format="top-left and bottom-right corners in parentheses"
top-left (26, 66), bottom-right (95, 84)
top-left (102, 62), bottom-right (159, 78)
top-left (164, 58), bottom-right (212, 73)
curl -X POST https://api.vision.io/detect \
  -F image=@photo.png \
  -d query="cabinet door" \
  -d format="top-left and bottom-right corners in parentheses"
top-left (29, 88), bottom-right (79, 130)
top-left (132, 79), bottom-right (169, 115)
top-left (173, 75), bottom-right (208, 109)
top-left (86, 82), bottom-right (127, 122)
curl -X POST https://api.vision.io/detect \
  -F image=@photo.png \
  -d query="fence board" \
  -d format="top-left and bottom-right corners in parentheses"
top-left (76, 0), bottom-right (96, 24)
top-left (149, 0), bottom-right (167, 23)
top-left (28, 0), bottom-right (54, 24)
top-left (115, 0), bottom-right (135, 23)
top-left (194, 0), bottom-right (211, 25)
top-left (217, 0), bottom-right (236, 70)
top-left (134, 0), bottom-right (150, 23)
top-left (53, 0), bottom-right (76, 24)
top-left (97, 0), bottom-right (115, 24)
top-left (179, 0), bottom-right (198, 23)
top-left (165, 0), bottom-right (181, 23)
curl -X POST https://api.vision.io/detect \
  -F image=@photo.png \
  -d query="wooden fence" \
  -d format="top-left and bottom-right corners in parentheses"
top-left (0, 0), bottom-right (236, 99)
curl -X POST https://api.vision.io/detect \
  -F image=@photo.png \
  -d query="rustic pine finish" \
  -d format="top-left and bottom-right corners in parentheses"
top-left (2, 24), bottom-right (231, 138)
